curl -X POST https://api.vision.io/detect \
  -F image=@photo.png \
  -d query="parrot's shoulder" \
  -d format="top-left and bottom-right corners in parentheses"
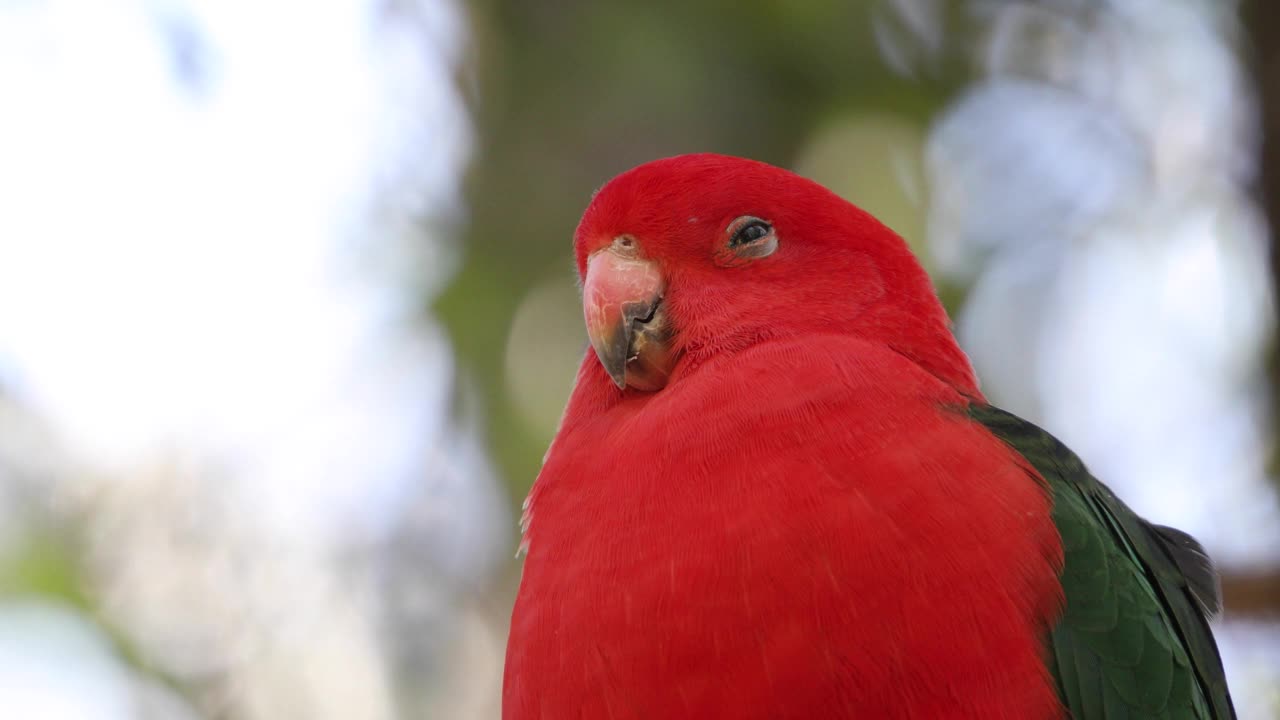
top-left (969, 404), bottom-right (1235, 720)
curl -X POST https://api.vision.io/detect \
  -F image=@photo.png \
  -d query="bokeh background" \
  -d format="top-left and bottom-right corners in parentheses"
top-left (2, 0), bottom-right (1279, 717)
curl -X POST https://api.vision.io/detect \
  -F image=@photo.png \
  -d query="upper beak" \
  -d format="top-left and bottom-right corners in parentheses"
top-left (582, 249), bottom-right (674, 391)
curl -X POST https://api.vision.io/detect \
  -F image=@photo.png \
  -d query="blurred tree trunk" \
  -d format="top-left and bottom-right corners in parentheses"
top-left (1223, 570), bottom-right (1280, 618)
top-left (1244, 1), bottom-right (1279, 310)
top-left (1234, 0), bottom-right (1280, 619)
top-left (1243, 4), bottom-right (1279, 403)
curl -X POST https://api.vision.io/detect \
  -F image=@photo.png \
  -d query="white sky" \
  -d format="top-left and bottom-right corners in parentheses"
top-left (0, 0), bottom-right (479, 539)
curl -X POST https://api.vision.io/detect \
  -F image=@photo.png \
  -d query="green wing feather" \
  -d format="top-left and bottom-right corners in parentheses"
top-left (970, 404), bottom-right (1236, 720)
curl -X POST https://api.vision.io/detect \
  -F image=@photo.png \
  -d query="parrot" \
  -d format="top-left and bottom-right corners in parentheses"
top-left (503, 153), bottom-right (1236, 719)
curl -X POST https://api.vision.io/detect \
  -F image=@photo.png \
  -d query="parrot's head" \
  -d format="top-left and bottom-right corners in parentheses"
top-left (572, 153), bottom-right (977, 397)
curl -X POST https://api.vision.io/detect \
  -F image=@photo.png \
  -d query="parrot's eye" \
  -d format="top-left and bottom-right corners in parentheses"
top-left (729, 218), bottom-right (771, 247)
top-left (716, 216), bottom-right (778, 267)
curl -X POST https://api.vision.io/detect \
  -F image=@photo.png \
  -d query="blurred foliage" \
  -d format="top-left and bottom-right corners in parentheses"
top-left (0, 518), bottom-right (190, 710)
top-left (0, 528), bottom-right (86, 607)
top-left (438, 0), bottom-right (973, 502)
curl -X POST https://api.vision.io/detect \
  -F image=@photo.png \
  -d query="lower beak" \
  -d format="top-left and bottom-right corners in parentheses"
top-left (582, 250), bottom-right (675, 391)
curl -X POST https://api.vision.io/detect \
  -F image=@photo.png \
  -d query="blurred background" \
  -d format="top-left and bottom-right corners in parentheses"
top-left (1, 0), bottom-right (1278, 717)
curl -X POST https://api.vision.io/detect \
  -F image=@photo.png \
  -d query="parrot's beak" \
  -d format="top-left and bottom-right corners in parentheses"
top-left (582, 248), bottom-right (675, 392)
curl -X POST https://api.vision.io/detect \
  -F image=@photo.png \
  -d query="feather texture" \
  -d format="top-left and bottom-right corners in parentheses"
top-left (506, 337), bottom-right (1065, 718)
top-left (971, 404), bottom-right (1235, 719)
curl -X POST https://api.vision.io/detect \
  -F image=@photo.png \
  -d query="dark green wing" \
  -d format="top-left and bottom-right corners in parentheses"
top-left (970, 404), bottom-right (1236, 720)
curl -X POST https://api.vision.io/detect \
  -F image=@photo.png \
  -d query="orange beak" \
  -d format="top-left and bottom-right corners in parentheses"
top-left (582, 249), bottom-right (675, 391)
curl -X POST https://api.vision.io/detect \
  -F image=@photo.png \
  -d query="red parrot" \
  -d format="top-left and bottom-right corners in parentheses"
top-left (503, 154), bottom-right (1235, 719)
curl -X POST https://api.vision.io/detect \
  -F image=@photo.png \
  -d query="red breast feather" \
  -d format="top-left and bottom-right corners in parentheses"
top-left (505, 334), bottom-right (1064, 719)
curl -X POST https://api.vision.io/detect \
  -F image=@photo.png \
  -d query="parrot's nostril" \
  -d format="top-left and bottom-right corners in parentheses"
top-left (611, 234), bottom-right (640, 257)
